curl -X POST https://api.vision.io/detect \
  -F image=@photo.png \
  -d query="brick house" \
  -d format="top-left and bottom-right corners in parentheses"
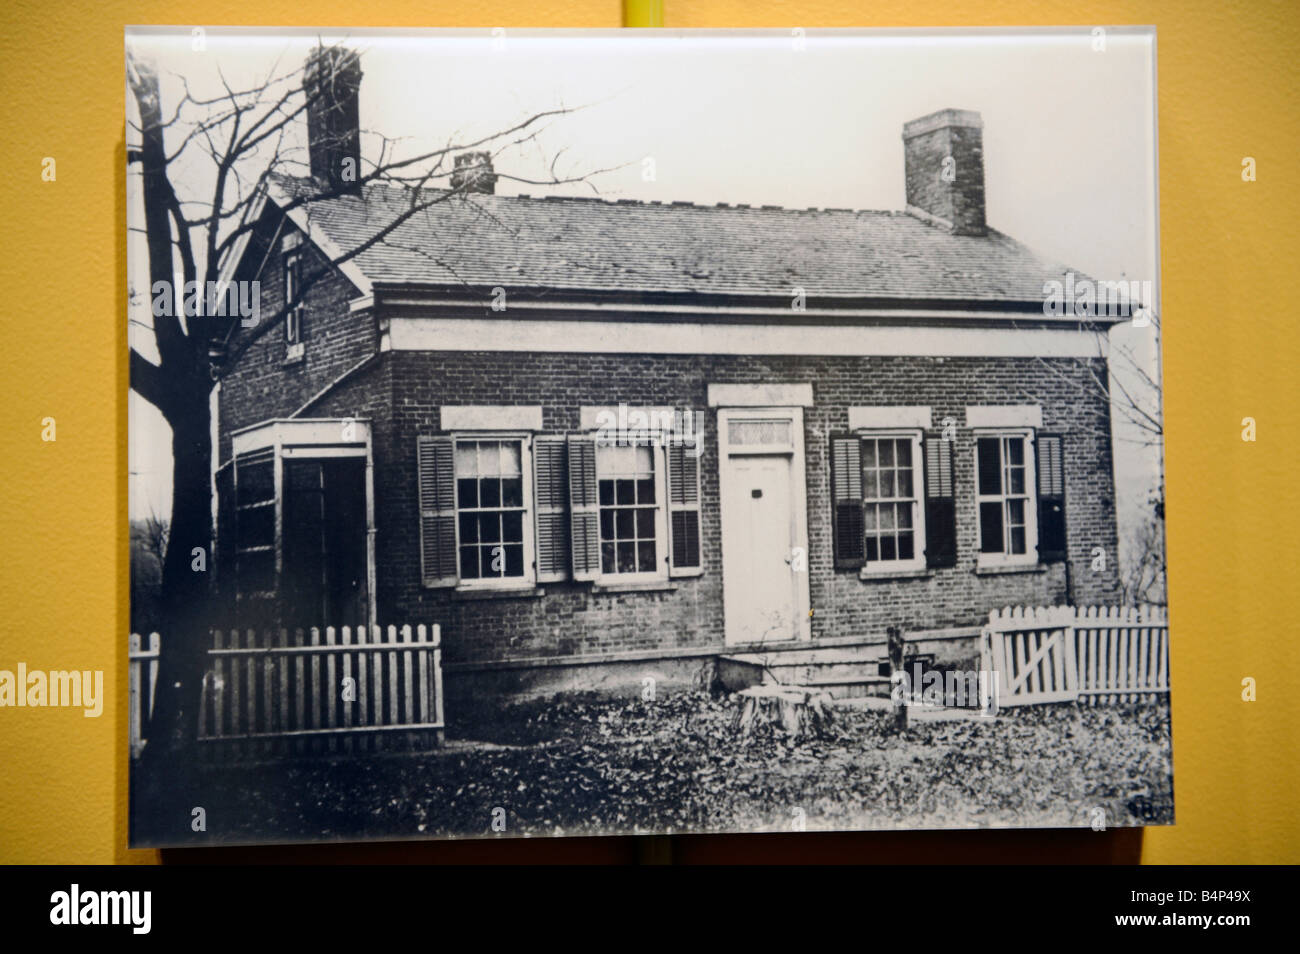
top-left (211, 50), bottom-right (1123, 709)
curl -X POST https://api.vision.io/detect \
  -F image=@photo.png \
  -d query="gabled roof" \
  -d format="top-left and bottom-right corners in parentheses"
top-left (266, 173), bottom-right (1087, 308)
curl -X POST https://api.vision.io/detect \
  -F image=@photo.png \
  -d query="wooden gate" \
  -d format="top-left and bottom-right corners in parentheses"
top-left (980, 605), bottom-right (1169, 710)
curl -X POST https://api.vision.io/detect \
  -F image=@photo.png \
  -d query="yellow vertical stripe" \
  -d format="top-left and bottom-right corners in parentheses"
top-left (623, 0), bottom-right (665, 28)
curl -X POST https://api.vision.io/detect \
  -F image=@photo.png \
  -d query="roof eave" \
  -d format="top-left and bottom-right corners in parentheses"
top-left (366, 281), bottom-right (1128, 330)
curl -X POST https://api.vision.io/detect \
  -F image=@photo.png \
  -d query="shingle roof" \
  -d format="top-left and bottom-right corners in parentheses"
top-left (272, 174), bottom-right (1084, 306)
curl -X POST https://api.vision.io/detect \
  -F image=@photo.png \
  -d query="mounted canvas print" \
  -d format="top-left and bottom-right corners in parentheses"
top-left (127, 26), bottom-right (1169, 847)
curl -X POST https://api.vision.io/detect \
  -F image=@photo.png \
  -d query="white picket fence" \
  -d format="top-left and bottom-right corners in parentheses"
top-left (198, 624), bottom-right (445, 756)
top-left (128, 624), bottom-right (445, 757)
top-left (980, 605), bottom-right (1169, 710)
top-left (128, 632), bottom-right (162, 756)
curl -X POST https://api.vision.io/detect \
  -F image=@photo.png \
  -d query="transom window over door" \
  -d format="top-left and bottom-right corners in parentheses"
top-left (456, 439), bottom-right (526, 580)
top-left (861, 435), bottom-right (923, 569)
top-left (597, 443), bottom-right (662, 576)
top-left (976, 433), bottom-right (1037, 565)
top-left (727, 418), bottom-right (793, 449)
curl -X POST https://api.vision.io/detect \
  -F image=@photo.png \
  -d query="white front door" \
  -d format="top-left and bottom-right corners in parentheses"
top-left (719, 409), bottom-right (811, 645)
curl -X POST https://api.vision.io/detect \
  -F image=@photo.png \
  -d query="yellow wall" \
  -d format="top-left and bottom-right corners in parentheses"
top-left (0, 1), bottom-right (1295, 864)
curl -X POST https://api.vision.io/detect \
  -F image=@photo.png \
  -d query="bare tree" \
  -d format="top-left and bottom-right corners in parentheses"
top-left (1121, 485), bottom-right (1165, 607)
top-left (1015, 312), bottom-right (1165, 606)
top-left (126, 41), bottom-right (610, 756)
top-left (128, 509), bottom-right (168, 633)
top-left (139, 512), bottom-right (170, 565)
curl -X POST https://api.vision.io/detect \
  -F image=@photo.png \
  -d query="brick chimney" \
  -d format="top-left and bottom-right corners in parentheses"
top-left (902, 108), bottom-right (986, 236)
top-left (450, 151), bottom-right (497, 195)
top-left (304, 47), bottom-right (363, 196)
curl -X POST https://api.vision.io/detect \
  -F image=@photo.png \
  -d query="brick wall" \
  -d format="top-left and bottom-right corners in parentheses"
top-left (216, 221), bottom-right (374, 464)
top-left (372, 351), bottom-right (1121, 667)
top-left (903, 120), bottom-right (986, 235)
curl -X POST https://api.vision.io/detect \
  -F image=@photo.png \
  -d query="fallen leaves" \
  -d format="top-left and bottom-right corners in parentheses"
top-left (178, 690), bottom-right (1173, 842)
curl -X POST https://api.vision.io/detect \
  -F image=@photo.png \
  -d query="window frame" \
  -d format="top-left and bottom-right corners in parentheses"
top-left (450, 432), bottom-right (536, 590)
top-left (283, 249), bottom-right (303, 348)
top-left (593, 437), bottom-right (670, 584)
top-left (855, 428), bottom-right (927, 575)
top-left (974, 428), bottom-right (1039, 568)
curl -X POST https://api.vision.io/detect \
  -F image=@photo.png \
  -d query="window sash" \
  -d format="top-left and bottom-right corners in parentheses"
top-left (595, 440), bottom-right (667, 581)
top-left (975, 432), bottom-right (1038, 565)
top-left (858, 431), bottom-right (926, 572)
top-left (284, 252), bottom-right (302, 344)
top-left (451, 435), bottom-right (535, 587)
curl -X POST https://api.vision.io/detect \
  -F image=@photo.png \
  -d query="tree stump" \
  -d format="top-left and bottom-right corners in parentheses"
top-left (733, 685), bottom-right (834, 741)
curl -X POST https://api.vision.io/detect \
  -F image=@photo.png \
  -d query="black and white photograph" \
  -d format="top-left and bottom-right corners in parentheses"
top-left (126, 26), bottom-right (1169, 847)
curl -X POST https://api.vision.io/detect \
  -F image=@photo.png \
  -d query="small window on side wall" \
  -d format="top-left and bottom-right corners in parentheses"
top-left (284, 249), bottom-right (304, 356)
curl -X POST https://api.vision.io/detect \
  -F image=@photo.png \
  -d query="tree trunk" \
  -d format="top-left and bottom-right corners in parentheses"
top-left (129, 54), bottom-right (218, 763)
top-left (145, 389), bottom-right (214, 757)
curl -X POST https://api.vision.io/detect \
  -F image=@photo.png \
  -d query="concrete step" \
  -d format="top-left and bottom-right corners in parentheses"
top-left (795, 677), bottom-right (893, 700)
top-left (765, 660), bottom-right (888, 686)
top-left (720, 645), bottom-right (902, 700)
